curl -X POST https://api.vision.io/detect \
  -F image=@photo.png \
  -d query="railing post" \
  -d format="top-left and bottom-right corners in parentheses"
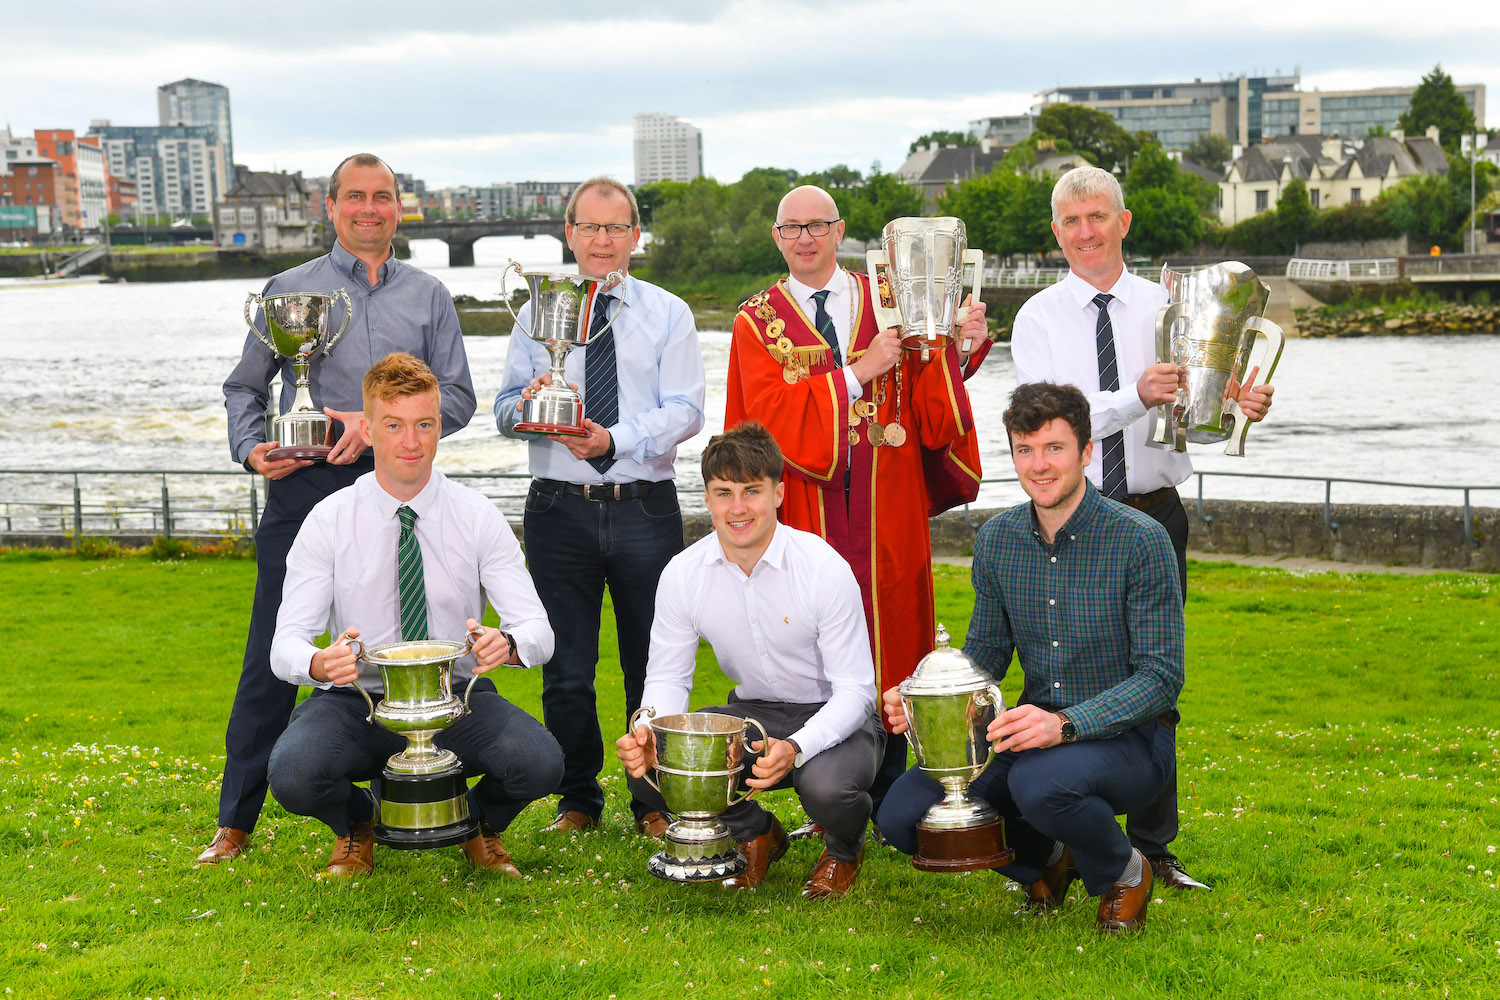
top-left (250, 475), bottom-right (259, 528)
top-left (1463, 488), bottom-right (1476, 545)
top-left (161, 473), bottom-right (172, 538)
top-left (1196, 473), bottom-right (1211, 524)
top-left (73, 473), bottom-right (83, 538)
top-left (1323, 480), bottom-right (1339, 533)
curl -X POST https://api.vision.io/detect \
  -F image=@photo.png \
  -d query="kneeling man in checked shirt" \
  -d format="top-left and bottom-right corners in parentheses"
top-left (616, 422), bottom-right (883, 898)
top-left (876, 382), bottom-right (1184, 933)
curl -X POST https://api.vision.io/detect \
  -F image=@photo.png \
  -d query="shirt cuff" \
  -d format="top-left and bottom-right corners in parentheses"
top-left (842, 367), bottom-right (863, 402)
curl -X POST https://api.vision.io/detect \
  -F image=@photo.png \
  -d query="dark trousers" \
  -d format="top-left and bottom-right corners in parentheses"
top-left (218, 457), bottom-right (372, 831)
top-left (877, 720), bottom-right (1175, 895)
top-left (523, 480), bottom-right (683, 822)
top-left (868, 731), bottom-right (909, 816)
top-left (267, 680), bottom-right (563, 837)
top-left (1124, 487), bottom-right (1189, 858)
top-left (626, 697), bottom-right (884, 863)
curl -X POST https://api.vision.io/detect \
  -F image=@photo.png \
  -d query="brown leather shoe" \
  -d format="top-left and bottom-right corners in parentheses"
top-left (542, 810), bottom-right (600, 834)
top-left (195, 826), bottom-right (250, 865)
top-left (1149, 854), bottom-right (1211, 890)
top-left (802, 845), bottom-right (864, 900)
top-left (634, 811), bottom-right (671, 838)
top-left (1096, 854), bottom-right (1154, 934)
top-left (324, 820), bottom-right (375, 877)
top-left (461, 825), bottom-right (520, 877)
top-left (787, 820), bottom-right (824, 841)
top-left (721, 815), bottom-right (789, 890)
top-left (1025, 846), bottom-right (1078, 913)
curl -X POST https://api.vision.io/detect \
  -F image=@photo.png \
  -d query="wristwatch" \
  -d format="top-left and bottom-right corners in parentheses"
top-left (1057, 712), bottom-right (1078, 744)
top-left (499, 631), bottom-right (518, 663)
top-left (787, 738), bottom-right (805, 768)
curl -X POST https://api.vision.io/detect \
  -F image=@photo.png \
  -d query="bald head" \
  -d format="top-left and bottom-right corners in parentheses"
top-left (776, 184), bottom-right (839, 224)
top-left (772, 185), bottom-right (845, 286)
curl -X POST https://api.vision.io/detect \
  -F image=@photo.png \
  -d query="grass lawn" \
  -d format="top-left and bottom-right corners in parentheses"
top-left (1, 553), bottom-right (1496, 999)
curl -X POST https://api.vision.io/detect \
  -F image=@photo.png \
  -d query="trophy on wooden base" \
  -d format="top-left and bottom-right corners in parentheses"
top-left (243, 289), bottom-right (352, 461)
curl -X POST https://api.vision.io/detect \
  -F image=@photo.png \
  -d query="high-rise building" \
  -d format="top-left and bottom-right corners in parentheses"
top-left (87, 120), bottom-right (229, 220)
top-left (633, 114), bottom-right (703, 186)
top-left (158, 78), bottom-right (235, 174)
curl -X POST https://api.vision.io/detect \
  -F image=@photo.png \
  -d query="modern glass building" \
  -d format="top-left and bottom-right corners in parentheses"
top-left (157, 78), bottom-right (234, 174)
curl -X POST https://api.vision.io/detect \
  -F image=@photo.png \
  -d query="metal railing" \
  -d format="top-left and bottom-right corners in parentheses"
top-left (1285, 258), bottom-right (1400, 282)
top-left (1402, 254), bottom-right (1500, 279)
top-left (991, 264), bottom-right (1158, 287)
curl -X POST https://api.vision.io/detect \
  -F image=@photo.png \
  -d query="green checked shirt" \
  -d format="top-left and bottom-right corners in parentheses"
top-left (966, 481), bottom-right (1185, 741)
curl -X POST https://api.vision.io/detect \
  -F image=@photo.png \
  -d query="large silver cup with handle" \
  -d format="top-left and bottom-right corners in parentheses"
top-left (502, 261), bottom-right (625, 437)
top-left (629, 708), bottom-right (770, 882)
top-left (898, 624), bottom-right (1013, 873)
top-left (243, 289), bottom-right (352, 462)
top-left (867, 217), bottom-right (984, 361)
top-left (1151, 262), bottom-right (1285, 456)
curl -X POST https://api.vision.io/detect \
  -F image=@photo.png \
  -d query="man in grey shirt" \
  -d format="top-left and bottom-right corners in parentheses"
top-left (199, 153), bottom-right (476, 865)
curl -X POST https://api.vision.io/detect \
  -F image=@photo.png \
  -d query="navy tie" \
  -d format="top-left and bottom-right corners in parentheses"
top-left (811, 290), bottom-right (843, 367)
top-left (1093, 293), bottom-right (1128, 501)
top-left (584, 292), bottom-right (618, 475)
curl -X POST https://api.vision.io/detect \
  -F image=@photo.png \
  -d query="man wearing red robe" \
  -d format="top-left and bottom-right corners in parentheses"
top-left (724, 185), bottom-right (990, 810)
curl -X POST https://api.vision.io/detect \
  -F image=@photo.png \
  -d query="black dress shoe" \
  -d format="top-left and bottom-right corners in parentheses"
top-left (1024, 846), bottom-right (1077, 913)
top-left (1148, 854), bottom-right (1211, 890)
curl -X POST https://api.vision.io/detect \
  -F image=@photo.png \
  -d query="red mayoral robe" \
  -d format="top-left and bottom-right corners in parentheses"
top-left (725, 273), bottom-right (982, 714)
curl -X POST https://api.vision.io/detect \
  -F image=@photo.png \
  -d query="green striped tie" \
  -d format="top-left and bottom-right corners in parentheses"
top-left (397, 505), bottom-right (428, 641)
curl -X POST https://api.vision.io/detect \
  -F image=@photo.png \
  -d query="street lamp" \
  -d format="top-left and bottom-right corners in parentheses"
top-left (1462, 131), bottom-right (1489, 254)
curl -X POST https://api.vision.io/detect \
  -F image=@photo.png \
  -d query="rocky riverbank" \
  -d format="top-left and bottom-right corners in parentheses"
top-left (1295, 301), bottom-right (1500, 337)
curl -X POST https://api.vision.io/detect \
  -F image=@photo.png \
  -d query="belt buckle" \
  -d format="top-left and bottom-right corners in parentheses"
top-left (583, 483), bottom-right (618, 502)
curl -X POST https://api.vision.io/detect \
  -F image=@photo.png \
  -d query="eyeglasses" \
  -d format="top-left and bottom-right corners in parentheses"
top-left (572, 222), bottom-right (634, 239)
top-left (775, 220), bottom-right (840, 240)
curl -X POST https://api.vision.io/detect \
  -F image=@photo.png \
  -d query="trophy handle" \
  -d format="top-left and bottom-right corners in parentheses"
top-left (589, 269), bottom-right (628, 340)
top-left (500, 260), bottom-right (531, 337)
top-left (341, 636), bottom-right (376, 724)
top-left (1223, 316), bottom-right (1285, 457)
top-left (730, 716), bottom-right (772, 805)
top-left (959, 249), bottom-right (985, 356)
top-left (321, 287), bottom-right (353, 356)
top-left (971, 685), bottom-right (1005, 778)
top-left (1149, 302), bottom-right (1188, 452)
top-left (628, 707), bottom-right (662, 793)
top-left (865, 250), bottom-right (902, 332)
top-left (244, 292), bottom-right (276, 354)
top-left (460, 625), bottom-right (489, 712)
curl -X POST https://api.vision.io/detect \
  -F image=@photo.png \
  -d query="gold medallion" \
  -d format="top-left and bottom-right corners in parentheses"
top-left (867, 422), bottom-right (886, 447)
top-left (855, 400), bottom-right (877, 419)
top-left (848, 429), bottom-right (859, 446)
top-left (783, 365), bottom-right (803, 384)
top-left (757, 305), bottom-right (777, 321)
top-left (767, 318), bottom-right (786, 338)
top-left (775, 336), bottom-right (794, 357)
top-left (883, 423), bottom-right (907, 447)
top-left (848, 408), bottom-right (861, 428)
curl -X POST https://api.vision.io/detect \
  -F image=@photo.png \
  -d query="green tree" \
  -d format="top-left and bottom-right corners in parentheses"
top-left (1398, 64), bottom-right (1476, 154)
top-left (908, 130), bottom-right (975, 155)
top-left (1119, 143), bottom-right (1216, 256)
top-left (938, 167), bottom-right (1055, 258)
top-left (1276, 179), bottom-right (1317, 248)
top-left (834, 172), bottom-right (926, 242)
top-left (1034, 104), bottom-right (1138, 170)
top-left (1182, 133), bottom-right (1233, 170)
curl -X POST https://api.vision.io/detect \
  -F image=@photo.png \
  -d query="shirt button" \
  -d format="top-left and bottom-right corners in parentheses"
top-left (1048, 599), bottom-right (1056, 606)
top-left (1053, 681), bottom-right (1061, 688)
top-left (1050, 556), bottom-right (1057, 563)
top-left (1051, 640), bottom-right (1059, 647)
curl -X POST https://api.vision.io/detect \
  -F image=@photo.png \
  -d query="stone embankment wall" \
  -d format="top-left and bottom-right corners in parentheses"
top-left (1295, 302), bottom-right (1500, 337)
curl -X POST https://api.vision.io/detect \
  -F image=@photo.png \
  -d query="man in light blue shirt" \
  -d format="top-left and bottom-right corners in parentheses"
top-left (494, 176), bottom-right (705, 837)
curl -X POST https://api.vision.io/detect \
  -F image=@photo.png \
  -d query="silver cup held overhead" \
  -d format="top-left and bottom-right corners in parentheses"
top-left (243, 289), bottom-right (353, 461)
top-left (628, 708), bottom-right (771, 882)
top-left (1151, 261), bottom-right (1285, 456)
top-left (502, 261), bottom-right (626, 437)
top-left (867, 217), bottom-right (985, 361)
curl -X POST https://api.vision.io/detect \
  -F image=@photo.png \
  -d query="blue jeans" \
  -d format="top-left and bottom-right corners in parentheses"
top-left (267, 680), bottom-right (563, 837)
top-left (877, 720), bottom-right (1175, 895)
top-left (522, 480), bottom-right (683, 821)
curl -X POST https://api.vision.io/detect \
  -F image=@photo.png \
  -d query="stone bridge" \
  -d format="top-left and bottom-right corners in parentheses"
top-left (396, 218), bottom-right (570, 266)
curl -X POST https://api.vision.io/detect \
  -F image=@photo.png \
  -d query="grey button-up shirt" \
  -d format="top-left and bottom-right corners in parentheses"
top-left (224, 241), bottom-right (477, 464)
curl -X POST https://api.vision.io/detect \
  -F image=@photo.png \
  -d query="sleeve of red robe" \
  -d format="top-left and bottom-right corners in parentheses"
top-left (906, 342), bottom-right (983, 516)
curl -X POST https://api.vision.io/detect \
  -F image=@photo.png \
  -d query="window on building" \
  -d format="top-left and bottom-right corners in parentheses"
top-left (1255, 190), bottom-right (1269, 212)
top-left (1309, 189), bottom-right (1320, 208)
top-left (1350, 188), bottom-right (1361, 203)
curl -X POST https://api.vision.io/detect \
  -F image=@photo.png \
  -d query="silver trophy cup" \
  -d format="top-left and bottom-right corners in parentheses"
top-left (867, 217), bottom-right (984, 361)
top-left (243, 289), bottom-right (353, 462)
top-left (898, 624), bottom-right (1013, 872)
top-left (629, 708), bottom-right (770, 882)
top-left (1151, 262), bottom-right (1285, 456)
top-left (502, 261), bottom-right (626, 437)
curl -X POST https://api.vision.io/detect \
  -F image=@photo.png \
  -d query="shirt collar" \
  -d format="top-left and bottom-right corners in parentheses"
top-left (1027, 480), bottom-right (1103, 550)
top-left (368, 468), bottom-right (444, 523)
top-left (785, 265), bottom-right (848, 309)
top-left (1062, 267), bottom-right (1133, 311)
top-left (330, 239), bottom-right (398, 286)
top-left (703, 520), bottom-right (787, 575)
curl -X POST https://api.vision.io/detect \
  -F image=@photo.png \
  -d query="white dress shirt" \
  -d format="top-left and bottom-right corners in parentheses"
top-left (784, 266), bottom-right (866, 402)
top-left (271, 470), bottom-right (555, 693)
top-left (638, 523), bottom-right (876, 762)
top-left (1011, 268), bottom-right (1193, 494)
top-left (493, 273), bottom-right (706, 484)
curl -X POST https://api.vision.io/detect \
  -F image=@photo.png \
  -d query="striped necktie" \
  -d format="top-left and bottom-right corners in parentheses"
top-left (584, 292), bottom-right (618, 475)
top-left (1093, 293), bottom-right (1128, 501)
top-left (396, 505), bottom-right (428, 641)
top-left (811, 289), bottom-right (843, 366)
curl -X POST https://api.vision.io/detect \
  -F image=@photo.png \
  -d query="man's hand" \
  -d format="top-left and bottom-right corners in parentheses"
top-left (955, 294), bottom-right (990, 357)
top-left (615, 724), bottom-right (656, 779)
top-left (516, 373), bottom-right (564, 410)
top-left (310, 629), bottom-right (360, 686)
top-left (247, 440), bottom-right (311, 480)
top-left (850, 327), bottom-right (902, 384)
top-left (746, 737), bottom-right (797, 789)
top-left (987, 704), bottom-right (1063, 753)
top-left (321, 407), bottom-right (369, 464)
top-left (546, 418), bottom-right (613, 461)
top-left (881, 685), bottom-right (909, 734)
top-left (1136, 362), bottom-right (1183, 407)
top-left (468, 619), bottom-right (511, 673)
top-left (1234, 365), bottom-right (1276, 422)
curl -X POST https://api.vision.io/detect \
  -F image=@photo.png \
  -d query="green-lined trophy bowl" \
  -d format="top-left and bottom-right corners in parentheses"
top-left (243, 289), bottom-right (352, 461)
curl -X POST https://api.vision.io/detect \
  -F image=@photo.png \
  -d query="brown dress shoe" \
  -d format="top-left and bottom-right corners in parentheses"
top-left (787, 820), bottom-right (824, 841)
top-left (325, 820), bottom-right (375, 877)
top-left (1025, 846), bottom-right (1078, 913)
top-left (1096, 854), bottom-right (1154, 934)
top-left (461, 825), bottom-right (520, 877)
top-left (802, 845), bottom-right (864, 900)
top-left (634, 811), bottom-right (671, 838)
top-left (721, 815), bottom-right (789, 890)
top-left (542, 810), bottom-right (600, 834)
top-left (195, 826), bottom-right (250, 865)
top-left (1149, 854), bottom-right (1211, 890)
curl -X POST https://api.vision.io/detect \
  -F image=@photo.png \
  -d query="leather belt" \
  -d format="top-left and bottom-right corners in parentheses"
top-left (1156, 714), bottom-right (1176, 729)
top-left (1119, 486), bottom-right (1177, 511)
top-left (533, 477), bottom-right (666, 502)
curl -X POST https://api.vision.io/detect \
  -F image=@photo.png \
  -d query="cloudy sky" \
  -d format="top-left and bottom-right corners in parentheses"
top-left (4, 0), bottom-right (1497, 188)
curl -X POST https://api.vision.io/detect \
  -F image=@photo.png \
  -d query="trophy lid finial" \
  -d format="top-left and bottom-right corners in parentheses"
top-left (934, 623), bottom-right (950, 648)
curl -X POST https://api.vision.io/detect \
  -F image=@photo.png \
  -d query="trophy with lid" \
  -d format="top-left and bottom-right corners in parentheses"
top-left (897, 624), bottom-right (1013, 872)
top-left (243, 289), bottom-right (353, 461)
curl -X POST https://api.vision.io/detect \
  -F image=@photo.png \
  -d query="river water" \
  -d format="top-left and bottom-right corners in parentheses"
top-left (2, 234), bottom-right (1497, 533)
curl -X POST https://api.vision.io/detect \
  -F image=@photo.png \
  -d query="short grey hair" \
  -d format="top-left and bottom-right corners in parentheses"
top-left (566, 177), bottom-right (640, 227)
top-left (1050, 165), bottom-right (1124, 223)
